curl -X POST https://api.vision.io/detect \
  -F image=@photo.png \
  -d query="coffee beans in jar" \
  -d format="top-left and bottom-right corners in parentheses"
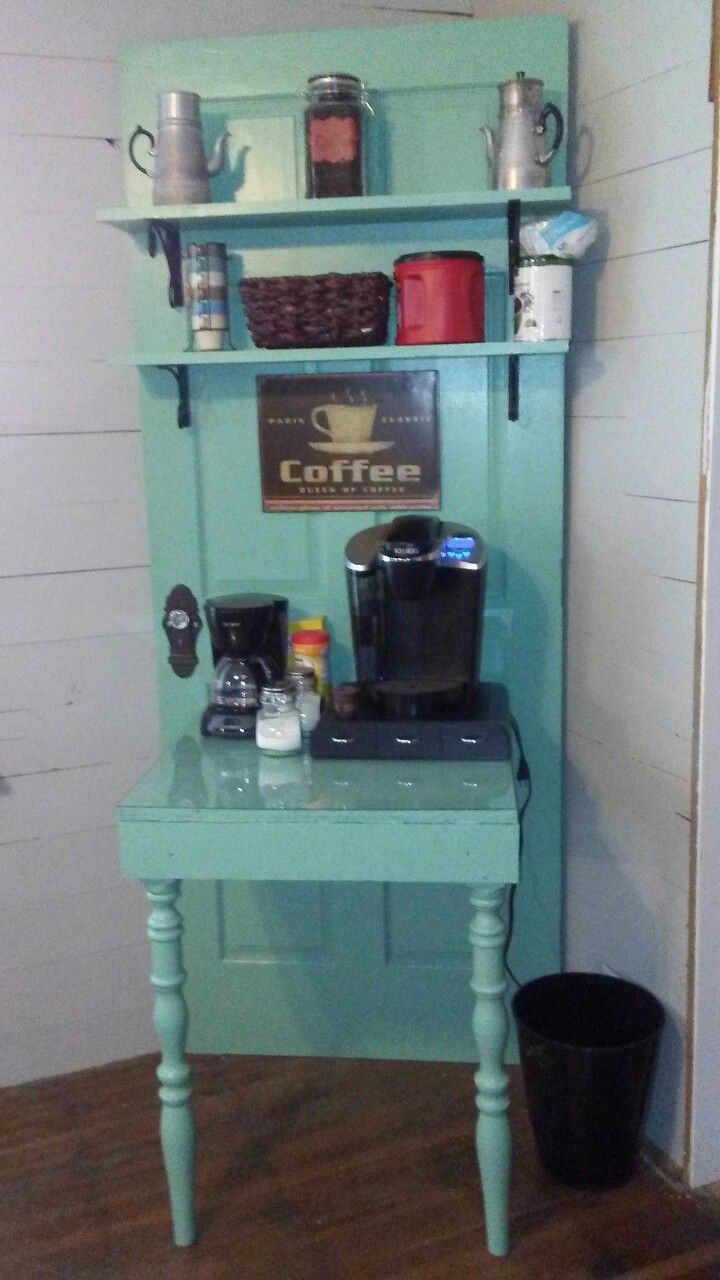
top-left (305, 73), bottom-right (368, 198)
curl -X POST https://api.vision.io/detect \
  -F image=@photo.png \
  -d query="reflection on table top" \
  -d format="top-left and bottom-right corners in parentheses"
top-left (118, 727), bottom-right (519, 824)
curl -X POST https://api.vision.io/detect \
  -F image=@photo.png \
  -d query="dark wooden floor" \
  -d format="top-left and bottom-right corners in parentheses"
top-left (1, 1055), bottom-right (720, 1279)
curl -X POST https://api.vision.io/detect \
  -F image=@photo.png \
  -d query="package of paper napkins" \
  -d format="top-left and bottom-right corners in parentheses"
top-left (519, 210), bottom-right (598, 260)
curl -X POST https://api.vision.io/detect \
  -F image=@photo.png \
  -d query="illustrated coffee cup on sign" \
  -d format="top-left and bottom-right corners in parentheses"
top-left (310, 403), bottom-right (378, 443)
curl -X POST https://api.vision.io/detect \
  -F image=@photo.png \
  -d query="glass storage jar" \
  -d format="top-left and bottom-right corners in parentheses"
top-left (304, 73), bottom-right (368, 198)
top-left (183, 242), bottom-right (231, 351)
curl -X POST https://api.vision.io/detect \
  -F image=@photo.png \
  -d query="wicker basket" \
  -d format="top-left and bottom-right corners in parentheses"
top-left (239, 271), bottom-right (392, 349)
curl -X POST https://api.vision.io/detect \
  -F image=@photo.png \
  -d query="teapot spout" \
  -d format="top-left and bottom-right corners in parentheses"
top-left (480, 125), bottom-right (496, 169)
top-left (206, 130), bottom-right (229, 177)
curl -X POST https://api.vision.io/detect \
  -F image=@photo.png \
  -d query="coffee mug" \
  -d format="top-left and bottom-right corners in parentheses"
top-left (310, 403), bottom-right (377, 443)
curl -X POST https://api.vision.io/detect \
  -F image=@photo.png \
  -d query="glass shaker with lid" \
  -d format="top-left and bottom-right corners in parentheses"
top-left (304, 73), bottom-right (369, 198)
top-left (255, 682), bottom-right (302, 756)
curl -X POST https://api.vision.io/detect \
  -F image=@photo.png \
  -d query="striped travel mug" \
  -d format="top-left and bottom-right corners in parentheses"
top-left (183, 242), bottom-right (231, 351)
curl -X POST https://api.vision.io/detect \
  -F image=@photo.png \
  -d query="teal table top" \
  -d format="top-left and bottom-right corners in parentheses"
top-left (117, 728), bottom-right (520, 884)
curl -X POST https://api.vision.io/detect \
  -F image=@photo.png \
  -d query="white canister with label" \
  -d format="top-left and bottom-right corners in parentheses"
top-left (514, 255), bottom-right (572, 341)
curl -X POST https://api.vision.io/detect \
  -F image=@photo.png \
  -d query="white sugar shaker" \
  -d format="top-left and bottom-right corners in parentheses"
top-left (255, 684), bottom-right (302, 756)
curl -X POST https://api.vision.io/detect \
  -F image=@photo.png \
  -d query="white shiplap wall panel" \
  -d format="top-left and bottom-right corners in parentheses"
top-left (476, 0), bottom-right (711, 1165)
top-left (570, 331), bottom-right (706, 423)
top-left (568, 558), bottom-right (696, 663)
top-left (573, 242), bottom-right (709, 342)
top-left (0, 431), bottom-right (145, 502)
top-left (0, 54), bottom-right (119, 136)
top-left (580, 149), bottom-right (712, 261)
top-left (570, 409), bottom-right (701, 503)
top-left (0, 499), bottom-right (148, 578)
top-left (567, 854), bottom-right (690, 1013)
top-left (574, 0), bottom-right (710, 105)
top-left (0, 361), bottom-right (138, 435)
top-left (0, 568), bottom-right (152, 645)
top-left (0, 0), bottom-right (469, 59)
top-left (0, 827), bottom-right (133, 895)
top-left (474, 0), bottom-right (710, 103)
top-left (0, 215), bottom-right (128, 290)
top-left (0, 431), bottom-right (145, 501)
top-left (0, 136), bottom-right (121, 214)
top-left (0, 286), bottom-right (131, 361)
top-left (575, 59), bottom-right (711, 185)
top-left (0, 433), bottom-right (149, 576)
top-left (1, 757), bottom-right (155, 848)
top-left (565, 730), bottom-right (692, 894)
top-left (0, 943), bottom-right (149, 1034)
top-left (566, 633), bottom-right (694, 782)
top-left (0, 879), bottom-right (146, 971)
top-left (0, 945), bottom-right (153, 1086)
top-left (568, 483), bottom-right (699, 583)
top-left (0, 634), bottom-right (158, 777)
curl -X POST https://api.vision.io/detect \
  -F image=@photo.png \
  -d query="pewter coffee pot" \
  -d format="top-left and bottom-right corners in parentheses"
top-left (481, 72), bottom-right (563, 190)
top-left (129, 91), bottom-right (228, 205)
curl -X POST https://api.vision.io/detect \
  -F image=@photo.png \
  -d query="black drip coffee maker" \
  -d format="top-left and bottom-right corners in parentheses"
top-left (201, 593), bottom-right (288, 739)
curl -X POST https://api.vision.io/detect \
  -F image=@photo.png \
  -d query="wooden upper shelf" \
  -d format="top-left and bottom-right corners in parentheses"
top-left (97, 187), bottom-right (572, 232)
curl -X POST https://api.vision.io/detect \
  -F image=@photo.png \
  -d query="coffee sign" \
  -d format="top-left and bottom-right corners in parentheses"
top-left (257, 372), bottom-right (439, 512)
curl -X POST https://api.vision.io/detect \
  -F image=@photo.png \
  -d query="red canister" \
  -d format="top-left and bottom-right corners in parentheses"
top-left (393, 251), bottom-right (485, 345)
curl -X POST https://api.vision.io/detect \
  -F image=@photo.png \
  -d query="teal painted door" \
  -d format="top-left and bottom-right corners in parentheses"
top-left (117, 17), bottom-right (568, 1060)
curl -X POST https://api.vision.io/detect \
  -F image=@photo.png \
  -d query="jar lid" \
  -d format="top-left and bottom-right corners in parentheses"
top-left (288, 667), bottom-right (317, 693)
top-left (261, 682), bottom-right (295, 710)
top-left (292, 629), bottom-right (330, 646)
top-left (394, 251), bottom-right (485, 265)
top-left (307, 72), bottom-right (362, 88)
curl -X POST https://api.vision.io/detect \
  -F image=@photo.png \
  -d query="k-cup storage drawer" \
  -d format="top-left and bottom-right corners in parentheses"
top-left (310, 720), bottom-right (378, 758)
top-left (376, 722), bottom-right (441, 759)
top-left (440, 721), bottom-right (510, 760)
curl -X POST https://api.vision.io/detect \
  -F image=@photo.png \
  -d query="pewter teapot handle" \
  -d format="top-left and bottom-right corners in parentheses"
top-left (128, 124), bottom-right (156, 178)
top-left (537, 102), bottom-right (564, 166)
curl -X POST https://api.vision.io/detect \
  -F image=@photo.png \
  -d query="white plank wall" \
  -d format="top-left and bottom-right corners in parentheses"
top-left (477, 0), bottom-right (713, 1162)
top-left (0, 0), bottom-right (471, 1087)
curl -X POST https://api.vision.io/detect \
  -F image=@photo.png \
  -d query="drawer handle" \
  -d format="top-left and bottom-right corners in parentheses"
top-left (460, 736), bottom-right (478, 745)
top-left (396, 736), bottom-right (418, 745)
top-left (331, 735), bottom-right (354, 745)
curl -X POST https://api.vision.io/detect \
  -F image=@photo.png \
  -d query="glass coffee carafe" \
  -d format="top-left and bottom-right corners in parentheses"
top-left (211, 651), bottom-right (265, 715)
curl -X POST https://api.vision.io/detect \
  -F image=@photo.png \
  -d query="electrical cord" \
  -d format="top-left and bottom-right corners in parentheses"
top-left (504, 714), bottom-right (532, 989)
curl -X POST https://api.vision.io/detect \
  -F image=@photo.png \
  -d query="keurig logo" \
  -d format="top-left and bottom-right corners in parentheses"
top-left (257, 373), bottom-right (439, 512)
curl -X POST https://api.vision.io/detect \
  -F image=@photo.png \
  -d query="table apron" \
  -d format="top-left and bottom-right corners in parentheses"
top-left (119, 816), bottom-right (519, 883)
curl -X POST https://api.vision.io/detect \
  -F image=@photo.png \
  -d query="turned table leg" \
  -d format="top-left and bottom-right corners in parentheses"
top-left (469, 883), bottom-right (511, 1257)
top-left (144, 878), bottom-right (196, 1247)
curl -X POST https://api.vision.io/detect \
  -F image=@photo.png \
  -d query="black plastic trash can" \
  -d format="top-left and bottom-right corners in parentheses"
top-left (513, 972), bottom-right (664, 1190)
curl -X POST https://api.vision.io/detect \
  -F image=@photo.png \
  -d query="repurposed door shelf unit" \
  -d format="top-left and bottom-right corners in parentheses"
top-left (109, 14), bottom-right (568, 1259)
top-left (99, 190), bottom-right (570, 426)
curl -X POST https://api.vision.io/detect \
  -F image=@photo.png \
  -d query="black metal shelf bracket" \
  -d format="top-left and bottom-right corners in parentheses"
top-left (157, 364), bottom-right (191, 428)
top-left (507, 198), bottom-right (521, 295)
top-left (508, 354), bottom-right (519, 423)
top-left (148, 219), bottom-right (184, 308)
top-left (507, 199), bottom-right (521, 421)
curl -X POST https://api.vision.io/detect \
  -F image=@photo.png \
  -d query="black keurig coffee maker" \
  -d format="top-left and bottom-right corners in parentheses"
top-left (346, 515), bottom-right (486, 717)
top-left (310, 515), bottom-right (509, 760)
top-left (201, 593), bottom-right (287, 739)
